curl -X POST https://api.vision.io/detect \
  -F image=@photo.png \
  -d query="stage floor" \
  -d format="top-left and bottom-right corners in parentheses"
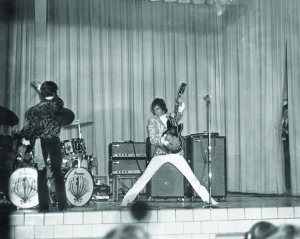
top-left (1, 193), bottom-right (300, 214)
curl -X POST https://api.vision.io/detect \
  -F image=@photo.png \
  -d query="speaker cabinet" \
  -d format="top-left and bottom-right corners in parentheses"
top-left (147, 162), bottom-right (186, 199)
top-left (185, 134), bottom-right (227, 198)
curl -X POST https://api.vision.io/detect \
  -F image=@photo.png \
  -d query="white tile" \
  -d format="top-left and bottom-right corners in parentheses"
top-left (176, 209), bottom-right (193, 222)
top-left (14, 226), bottom-right (34, 239)
top-left (73, 225), bottom-right (92, 238)
top-left (228, 208), bottom-right (245, 220)
top-left (24, 213), bottom-right (44, 225)
top-left (294, 207), bottom-right (300, 218)
top-left (278, 207), bottom-right (294, 218)
top-left (192, 234), bottom-right (210, 239)
top-left (10, 214), bottom-right (24, 226)
top-left (235, 220), bottom-right (253, 233)
top-left (165, 222), bottom-right (184, 234)
top-left (201, 221), bottom-right (219, 233)
top-left (102, 211), bottom-right (121, 223)
top-left (218, 220), bottom-right (236, 233)
top-left (193, 208), bottom-right (211, 221)
top-left (64, 211), bottom-right (83, 224)
top-left (45, 213), bottom-right (64, 225)
top-left (184, 221), bottom-right (201, 234)
top-left (262, 208), bottom-right (278, 219)
top-left (245, 208), bottom-right (262, 219)
top-left (148, 222), bottom-right (166, 235)
top-left (83, 211), bottom-right (102, 224)
top-left (284, 218), bottom-right (300, 225)
top-left (35, 225), bottom-right (53, 238)
top-left (53, 225), bottom-right (73, 238)
top-left (174, 234), bottom-right (192, 239)
top-left (156, 235), bottom-right (174, 239)
top-left (158, 210), bottom-right (176, 222)
top-left (211, 209), bottom-right (228, 221)
top-left (92, 224), bottom-right (113, 237)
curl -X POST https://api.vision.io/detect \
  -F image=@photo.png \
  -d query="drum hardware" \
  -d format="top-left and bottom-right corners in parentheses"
top-left (0, 106), bottom-right (19, 126)
top-left (61, 108), bottom-right (75, 127)
top-left (61, 138), bottom-right (86, 159)
top-left (63, 119), bottom-right (94, 139)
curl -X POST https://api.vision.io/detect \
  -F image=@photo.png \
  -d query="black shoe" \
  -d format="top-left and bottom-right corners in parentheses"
top-left (38, 207), bottom-right (49, 213)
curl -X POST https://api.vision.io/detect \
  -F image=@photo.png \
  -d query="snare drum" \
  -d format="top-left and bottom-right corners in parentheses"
top-left (61, 138), bottom-right (86, 159)
top-left (48, 167), bottom-right (94, 206)
top-left (8, 167), bottom-right (39, 209)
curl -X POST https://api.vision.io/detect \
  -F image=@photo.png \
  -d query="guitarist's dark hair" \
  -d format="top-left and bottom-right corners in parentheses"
top-left (151, 98), bottom-right (168, 115)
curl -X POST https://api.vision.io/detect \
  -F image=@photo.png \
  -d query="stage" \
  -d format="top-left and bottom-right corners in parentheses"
top-left (2, 193), bottom-right (300, 239)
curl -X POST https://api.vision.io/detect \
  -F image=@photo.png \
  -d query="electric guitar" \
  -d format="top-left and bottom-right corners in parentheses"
top-left (161, 83), bottom-right (187, 153)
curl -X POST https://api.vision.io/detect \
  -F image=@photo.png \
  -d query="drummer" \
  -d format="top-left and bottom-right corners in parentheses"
top-left (15, 81), bottom-right (69, 212)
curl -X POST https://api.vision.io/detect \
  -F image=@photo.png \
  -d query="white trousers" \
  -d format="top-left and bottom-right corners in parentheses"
top-left (122, 154), bottom-right (209, 203)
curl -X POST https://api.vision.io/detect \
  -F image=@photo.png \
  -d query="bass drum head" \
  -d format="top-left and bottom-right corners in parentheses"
top-left (65, 168), bottom-right (94, 206)
top-left (8, 167), bottom-right (39, 209)
top-left (48, 168), bottom-right (94, 207)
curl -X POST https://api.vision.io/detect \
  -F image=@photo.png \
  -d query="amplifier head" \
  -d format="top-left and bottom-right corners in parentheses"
top-left (109, 142), bottom-right (147, 158)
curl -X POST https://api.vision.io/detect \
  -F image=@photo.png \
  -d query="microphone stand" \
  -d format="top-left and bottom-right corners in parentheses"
top-left (203, 95), bottom-right (219, 209)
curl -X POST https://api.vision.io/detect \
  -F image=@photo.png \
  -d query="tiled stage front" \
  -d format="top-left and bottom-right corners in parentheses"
top-left (2, 193), bottom-right (300, 239)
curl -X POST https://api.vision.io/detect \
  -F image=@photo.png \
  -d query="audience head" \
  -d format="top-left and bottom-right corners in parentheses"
top-left (103, 225), bottom-right (149, 239)
top-left (266, 224), bottom-right (300, 239)
top-left (245, 221), bottom-right (278, 239)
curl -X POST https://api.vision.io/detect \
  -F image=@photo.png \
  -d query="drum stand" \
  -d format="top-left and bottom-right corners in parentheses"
top-left (203, 95), bottom-right (219, 209)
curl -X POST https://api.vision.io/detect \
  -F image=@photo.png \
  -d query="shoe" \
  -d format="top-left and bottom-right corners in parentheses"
top-left (38, 207), bottom-right (49, 213)
top-left (120, 198), bottom-right (131, 207)
top-left (205, 198), bottom-right (219, 205)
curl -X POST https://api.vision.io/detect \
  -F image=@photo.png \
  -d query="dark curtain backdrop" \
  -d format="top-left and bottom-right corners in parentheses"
top-left (3, 0), bottom-right (300, 195)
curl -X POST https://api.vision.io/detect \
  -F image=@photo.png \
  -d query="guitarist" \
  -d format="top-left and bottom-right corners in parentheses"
top-left (121, 97), bottom-right (218, 206)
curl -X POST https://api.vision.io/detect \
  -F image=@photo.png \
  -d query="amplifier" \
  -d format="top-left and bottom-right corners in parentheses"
top-left (109, 142), bottom-right (147, 158)
top-left (109, 159), bottom-right (147, 175)
top-left (93, 184), bottom-right (110, 200)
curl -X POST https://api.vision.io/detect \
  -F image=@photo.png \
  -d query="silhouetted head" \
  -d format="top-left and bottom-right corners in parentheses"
top-left (245, 221), bottom-right (277, 239)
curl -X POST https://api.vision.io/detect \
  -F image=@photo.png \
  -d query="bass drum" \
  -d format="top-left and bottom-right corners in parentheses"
top-left (8, 167), bottom-right (39, 209)
top-left (48, 168), bottom-right (94, 207)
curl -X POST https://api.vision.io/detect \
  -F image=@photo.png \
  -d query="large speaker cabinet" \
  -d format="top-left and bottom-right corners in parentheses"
top-left (146, 138), bottom-right (186, 200)
top-left (185, 134), bottom-right (227, 199)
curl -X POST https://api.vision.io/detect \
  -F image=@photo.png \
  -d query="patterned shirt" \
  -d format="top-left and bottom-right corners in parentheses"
top-left (19, 95), bottom-right (64, 140)
top-left (147, 112), bottom-right (184, 156)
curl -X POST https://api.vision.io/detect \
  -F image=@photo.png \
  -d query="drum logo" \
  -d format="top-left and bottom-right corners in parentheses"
top-left (11, 176), bottom-right (37, 205)
top-left (68, 175), bottom-right (91, 204)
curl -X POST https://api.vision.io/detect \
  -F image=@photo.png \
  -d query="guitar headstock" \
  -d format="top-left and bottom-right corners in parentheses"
top-left (178, 83), bottom-right (187, 96)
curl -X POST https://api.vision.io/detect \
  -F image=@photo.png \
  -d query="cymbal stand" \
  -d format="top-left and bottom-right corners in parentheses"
top-left (75, 119), bottom-right (82, 168)
top-left (203, 95), bottom-right (219, 209)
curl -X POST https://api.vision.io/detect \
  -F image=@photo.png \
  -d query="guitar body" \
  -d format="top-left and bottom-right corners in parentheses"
top-left (161, 82), bottom-right (187, 154)
top-left (162, 121), bottom-right (184, 154)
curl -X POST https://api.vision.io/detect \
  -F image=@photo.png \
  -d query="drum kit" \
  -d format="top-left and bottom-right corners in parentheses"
top-left (0, 106), bottom-right (96, 209)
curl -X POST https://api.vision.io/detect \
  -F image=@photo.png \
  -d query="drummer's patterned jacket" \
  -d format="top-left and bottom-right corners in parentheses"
top-left (18, 95), bottom-right (64, 140)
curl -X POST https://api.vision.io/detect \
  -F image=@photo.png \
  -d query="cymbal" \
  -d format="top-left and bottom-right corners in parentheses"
top-left (63, 121), bottom-right (94, 128)
top-left (61, 108), bottom-right (75, 127)
top-left (0, 106), bottom-right (19, 126)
